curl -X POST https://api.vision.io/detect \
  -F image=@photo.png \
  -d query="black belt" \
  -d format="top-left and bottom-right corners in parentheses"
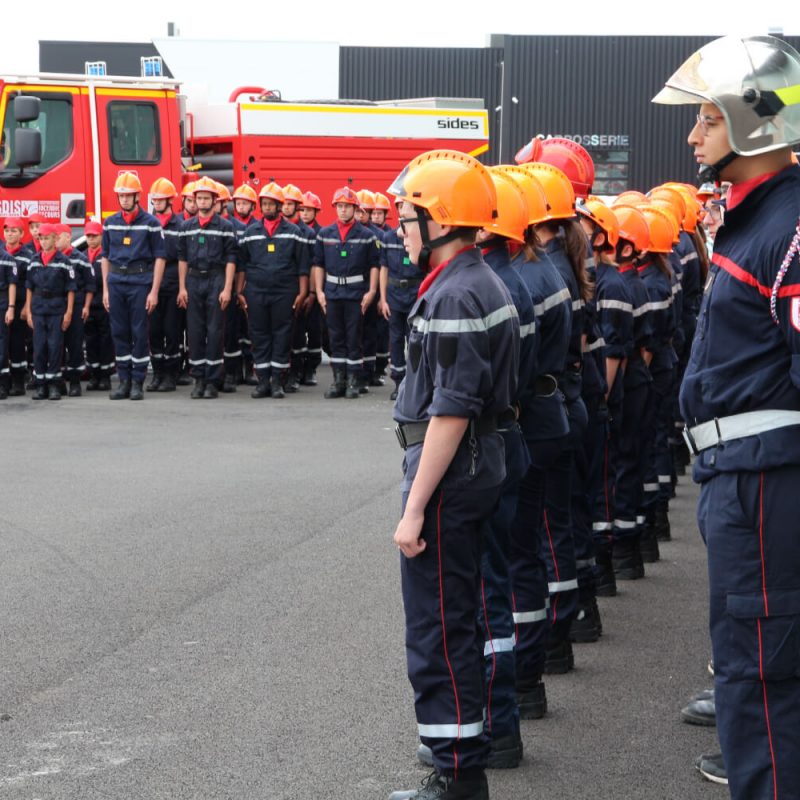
top-left (395, 409), bottom-right (514, 450)
top-left (110, 263), bottom-right (152, 275)
top-left (534, 374), bottom-right (558, 397)
top-left (389, 277), bottom-right (422, 289)
top-left (188, 266), bottom-right (225, 277)
top-left (36, 289), bottom-right (65, 299)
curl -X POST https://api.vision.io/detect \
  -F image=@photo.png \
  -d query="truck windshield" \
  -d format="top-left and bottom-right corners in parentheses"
top-left (1, 94), bottom-right (73, 177)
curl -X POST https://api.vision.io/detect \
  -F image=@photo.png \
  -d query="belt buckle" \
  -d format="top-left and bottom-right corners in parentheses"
top-left (395, 424), bottom-right (408, 450)
top-left (683, 425), bottom-right (699, 456)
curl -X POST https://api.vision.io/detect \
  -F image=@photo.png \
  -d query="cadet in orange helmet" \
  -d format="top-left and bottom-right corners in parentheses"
top-left (388, 150), bottom-right (518, 800)
top-left (372, 192), bottom-right (393, 232)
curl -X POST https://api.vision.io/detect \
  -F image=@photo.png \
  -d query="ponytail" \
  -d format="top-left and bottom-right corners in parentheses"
top-left (561, 220), bottom-right (593, 302)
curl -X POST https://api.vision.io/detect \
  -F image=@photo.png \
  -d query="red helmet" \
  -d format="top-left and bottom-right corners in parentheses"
top-left (332, 186), bottom-right (359, 207)
top-left (84, 220), bottom-right (103, 236)
top-left (300, 191), bottom-right (322, 210)
top-left (38, 223), bottom-right (59, 237)
top-left (518, 138), bottom-right (595, 200)
top-left (27, 213), bottom-right (47, 224)
top-left (55, 223), bottom-right (72, 236)
top-left (3, 217), bottom-right (25, 230)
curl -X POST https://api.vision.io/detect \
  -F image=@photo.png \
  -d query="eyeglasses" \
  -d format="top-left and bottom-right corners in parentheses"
top-left (398, 216), bottom-right (420, 235)
top-left (696, 113), bottom-right (724, 135)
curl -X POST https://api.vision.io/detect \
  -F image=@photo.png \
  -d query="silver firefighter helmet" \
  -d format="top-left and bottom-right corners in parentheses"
top-left (653, 35), bottom-right (800, 155)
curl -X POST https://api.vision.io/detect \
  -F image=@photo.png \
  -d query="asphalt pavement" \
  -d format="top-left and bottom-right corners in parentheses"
top-left (0, 380), bottom-right (722, 800)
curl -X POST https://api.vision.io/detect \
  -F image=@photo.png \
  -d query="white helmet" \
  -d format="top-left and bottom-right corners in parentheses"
top-left (653, 35), bottom-right (800, 156)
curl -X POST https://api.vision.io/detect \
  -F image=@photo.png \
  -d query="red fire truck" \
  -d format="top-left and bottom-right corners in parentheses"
top-left (0, 72), bottom-right (489, 230)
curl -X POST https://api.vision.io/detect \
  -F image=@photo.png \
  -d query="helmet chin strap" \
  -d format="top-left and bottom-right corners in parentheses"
top-left (698, 151), bottom-right (738, 184)
top-left (415, 206), bottom-right (466, 272)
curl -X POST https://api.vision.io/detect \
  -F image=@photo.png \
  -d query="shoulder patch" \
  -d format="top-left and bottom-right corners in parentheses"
top-left (791, 297), bottom-right (800, 332)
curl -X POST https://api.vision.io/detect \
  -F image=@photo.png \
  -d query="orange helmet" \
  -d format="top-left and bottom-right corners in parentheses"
top-left (611, 205), bottom-right (650, 252)
top-left (300, 191), bottom-right (322, 210)
top-left (149, 178), bottom-right (177, 199)
top-left (356, 189), bottom-right (376, 210)
top-left (233, 184), bottom-right (258, 204)
top-left (193, 176), bottom-right (220, 196)
top-left (332, 186), bottom-right (360, 207)
top-left (486, 168), bottom-right (529, 243)
top-left (518, 138), bottom-right (595, 200)
top-left (181, 181), bottom-right (197, 198)
top-left (114, 172), bottom-right (142, 194)
top-left (613, 190), bottom-right (647, 206)
top-left (259, 182), bottom-right (286, 204)
top-left (647, 186), bottom-right (687, 231)
top-left (638, 206), bottom-right (676, 254)
top-left (648, 199), bottom-right (681, 243)
top-left (661, 183), bottom-right (699, 232)
top-left (215, 183), bottom-right (231, 202)
top-left (492, 164), bottom-right (549, 225)
top-left (373, 192), bottom-right (392, 213)
top-left (387, 149), bottom-right (496, 228)
top-left (577, 196), bottom-right (620, 248)
top-left (282, 184), bottom-right (305, 204)
top-left (519, 163), bottom-right (575, 222)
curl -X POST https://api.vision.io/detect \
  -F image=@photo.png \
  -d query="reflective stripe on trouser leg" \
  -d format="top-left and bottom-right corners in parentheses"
top-left (401, 486), bottom-right (498, 775)
top-left (63, 306), bottom-right (86, 379)
top-left (108, 281), bottom-right (150, 382)
top-left (245, 287), bottom-right (274, 380)
top-left (510, 437), bottom-right (561, 682)
top-left (32, 314), bottom-right (64, 384)
top-left (542, 443), bottom-right (579, 643)
top-left (375, 311), bottom-right (389, 373)
top-left (149, 283), bottom-right (182, 372)
top-left (187, 273), bottom-right (226, 385)
top-left (361, 297), bottom-right (377, 376)
top-left (305, 302), bottom-right (323, 369)
top-left (699, 467), bottom-right (800, 800)
top-left (478, 428), bottom-right (528, 738)
top-left (84, 308), bottom-right (115, 376)
top-left (267, 290), bottom-right (296, 380)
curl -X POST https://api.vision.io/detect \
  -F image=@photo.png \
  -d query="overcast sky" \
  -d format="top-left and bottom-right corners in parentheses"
top-left (1, 0), bottom-right (797, 74)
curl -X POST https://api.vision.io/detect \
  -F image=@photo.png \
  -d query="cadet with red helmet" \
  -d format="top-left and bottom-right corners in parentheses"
top-left (389, 150), bottom-right (519, 800)
top-left (0, 238), bottom-right (19, 399)
top-left (177, 177), bottom-right (238, 399)
top-left (24, 224), bottom-right (76, 400)
top-left (653, 35), bottom-right (800, 798)
top-left (237, 182), bottom-right (310, 399)
top-left (3, 218), bottom-right (31, 396)
top-left (83, 220), bottom-right (114, 391)
top-left (146, 178), bottom-right (183, 392)
top-left (101, 171), bottom-right (167, 400)
top-left (313, 186), bottom-right (379, 400)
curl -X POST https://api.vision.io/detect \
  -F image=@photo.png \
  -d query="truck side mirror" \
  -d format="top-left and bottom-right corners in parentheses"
top-left (14, 128), bottom-right (42, 168)
top-left (14, 95), bottom-right (41, 123)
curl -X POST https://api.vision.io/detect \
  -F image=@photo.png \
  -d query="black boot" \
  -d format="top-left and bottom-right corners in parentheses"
top-left (516, 676), bottom-right (547, 720)
top-left (222, 372), bottom-right (238, 393)
top-left (544, 639), bottom-right (574, 674)
top-left (284, 368), bottom-right (300, 393)
top-left (110, 380), bottom-right (131, 400)
top-left (97, 375), bottom-right (111, 391)
top-left (270, 374), bottom-right (285, 399)
top-left (177, 365), bottom-right (192, 386)
top-left (157, 370), bottom-right (177, 392)
top-left (146, 370), bottom-right (163, 391)
top-left (251, 377), bottom-right (271, 398)
top-left (654, 503), bottom-right (671, 541)
top-left (639, 524), bottom-right (661, 563)
top-left (301, 366), bottom-right (317, 386)
top-left (190, 379), bottom-right (205, 399)
top-left (324, 369), bottom-right (346, 399)
top-left (48, 382), bottom-right (62, 401)
top-left (33, 383), bottom-right (48, 400)
top-left (417, 724), bottom-right (522, 770)
top-left (203, 382), bottom-right (219, 399)
top-left (389, 769), bottom-right (489, 800)
top-left (0, 379), bottom-right (8, 400)
top-left (345, 372), bottom-right (360, 399)
top-left (390, 379), bottom-right (401, 401)
top-left (9, 374), bottom-right (26, 396)
top-left (612, 537), bottom-right (644, 580)
top-left (129, 380), bottom-right (144, 401)
top-left (68, 380), bottom-right (82, 397)
top-left (569, 590), bottom-right (601, 644)
top-left (593, 542), bottom-right (617, 597)
top-left (86, 371), bottom-right (101, 391)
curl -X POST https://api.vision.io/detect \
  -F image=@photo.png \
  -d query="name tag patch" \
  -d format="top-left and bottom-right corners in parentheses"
top-left (340, 250), bottom-right (347, 258)
top-left (123, 237), bottom-right (132, 246)
top-left (268, 243), bottom-right (275, 252)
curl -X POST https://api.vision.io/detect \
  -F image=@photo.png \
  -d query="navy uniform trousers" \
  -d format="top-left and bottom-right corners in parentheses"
top-left (108, 280), bottom-right (151, 383)
top-left (32, 314), bottom-right (65, 385)
top-left (246, 288), bottom-right (295, 382)
top-left (401, 484), bottom-right (501, 774)
top-left (477, 426), bottom-right (529, 740)
top-left (326, 298), bottom-right (363, 378)
top-left (63, 293), bottom-right (87, 382)
top-left (187, 272), bottom-right (226, 386)
top-left (149, 270), bottom-right (181, 377)
top-left (84, 304), bottom-right (115, 378)
top-left (698, 466), bottom-right (800, 800)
